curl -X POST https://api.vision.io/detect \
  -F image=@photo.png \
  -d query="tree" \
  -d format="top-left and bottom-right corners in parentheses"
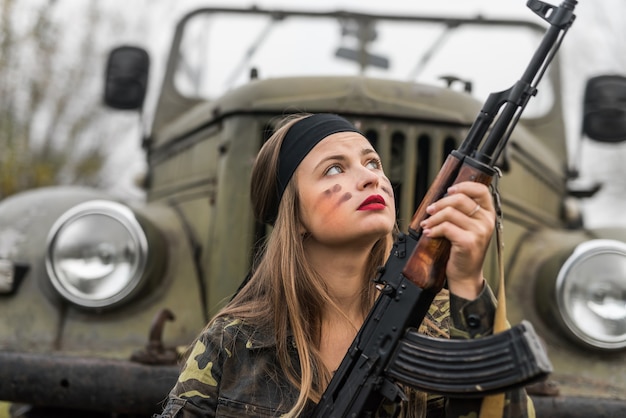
top-left (0, 0), bottom-right (138, 199)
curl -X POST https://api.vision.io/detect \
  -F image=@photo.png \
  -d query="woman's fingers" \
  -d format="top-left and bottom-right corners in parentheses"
top-left (419, 181), bottom-right (496, 299)
top-left (421, 181), bottom-right (495, 235)
top-left (467, 203), bottom-right (481, 218)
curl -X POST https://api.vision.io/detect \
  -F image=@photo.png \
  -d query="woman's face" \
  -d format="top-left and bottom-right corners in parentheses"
top-left (295, 131), bottom-right (396, 248)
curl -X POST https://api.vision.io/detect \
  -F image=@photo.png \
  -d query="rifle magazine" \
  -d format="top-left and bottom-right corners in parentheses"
top-left (385, 320), bottom-right (552, 398)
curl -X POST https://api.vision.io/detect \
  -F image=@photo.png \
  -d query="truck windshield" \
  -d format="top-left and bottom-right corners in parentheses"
top-left (173, 9), bottom-right (553, 119)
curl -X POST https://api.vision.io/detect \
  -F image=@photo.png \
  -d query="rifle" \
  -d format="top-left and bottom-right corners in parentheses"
top-left (312, 0), bottom-right (577, 416)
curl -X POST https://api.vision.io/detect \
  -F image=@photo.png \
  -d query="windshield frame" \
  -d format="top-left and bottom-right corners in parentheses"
top-left (160, 7), bottom-right (555, 120)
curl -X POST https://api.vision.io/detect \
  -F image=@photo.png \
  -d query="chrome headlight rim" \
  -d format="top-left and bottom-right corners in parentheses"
top-left (555, 239), bottom-right (626, 350)
top-left (45, 200), bottom-right (149, 309)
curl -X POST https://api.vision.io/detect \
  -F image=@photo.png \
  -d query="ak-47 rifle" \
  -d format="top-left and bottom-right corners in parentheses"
top-left (312, 1), bottom-right (577, 416)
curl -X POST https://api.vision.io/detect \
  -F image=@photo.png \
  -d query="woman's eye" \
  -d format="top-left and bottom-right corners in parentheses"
top-left (366, 159), bottom-right (382, 170)
top-left (325, 165), bottom-right (343, 176)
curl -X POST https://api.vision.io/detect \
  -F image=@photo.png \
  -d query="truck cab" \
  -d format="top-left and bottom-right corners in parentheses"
top-left (1, 4), bottom-right (626, 417)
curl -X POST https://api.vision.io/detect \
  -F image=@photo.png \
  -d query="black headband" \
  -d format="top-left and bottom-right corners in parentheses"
top-left (268, 114), bottom-right (361, 223)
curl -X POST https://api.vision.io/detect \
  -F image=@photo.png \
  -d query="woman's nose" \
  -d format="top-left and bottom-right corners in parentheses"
top-left (357, 167), bottom-right (380, 189)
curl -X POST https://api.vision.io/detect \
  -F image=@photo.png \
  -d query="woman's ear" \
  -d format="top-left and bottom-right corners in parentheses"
top-left (298, 221), bottom-right (309, 238)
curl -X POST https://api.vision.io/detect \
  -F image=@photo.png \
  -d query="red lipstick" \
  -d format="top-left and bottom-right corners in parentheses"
top-left (358, 194), bottom-right (386, 211)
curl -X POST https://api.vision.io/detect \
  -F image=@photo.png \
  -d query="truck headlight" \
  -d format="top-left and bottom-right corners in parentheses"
top-left (556, 239), bottom-right (626, 350)
top-left (46, 200), bottom-right (149, 309)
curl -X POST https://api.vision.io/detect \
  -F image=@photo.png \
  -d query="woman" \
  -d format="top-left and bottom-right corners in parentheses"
top-left (157, 113), bottom-right (532, 417)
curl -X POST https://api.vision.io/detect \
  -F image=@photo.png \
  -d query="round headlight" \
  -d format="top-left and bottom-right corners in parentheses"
top-left (556, 239), bottom-right (626, 350)
top-left (46, 200), bottom-right (149, 309)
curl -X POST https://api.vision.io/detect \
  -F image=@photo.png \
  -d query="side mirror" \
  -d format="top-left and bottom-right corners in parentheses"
top-left (104, 46), bottom-right (150, 110)
top-left (582, 75), bottom-right (626, 143)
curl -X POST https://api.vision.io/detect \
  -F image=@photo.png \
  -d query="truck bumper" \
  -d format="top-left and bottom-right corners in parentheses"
top-left (0, 351), bottom-right (178, 415)
top-left (532, 395), bottom-right (626, 418)
top-left (2, 351), bottom-right (624, 417)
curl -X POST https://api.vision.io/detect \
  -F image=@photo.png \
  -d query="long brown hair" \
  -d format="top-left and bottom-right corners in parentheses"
top-left (208, 114), bottom-right (393, 416)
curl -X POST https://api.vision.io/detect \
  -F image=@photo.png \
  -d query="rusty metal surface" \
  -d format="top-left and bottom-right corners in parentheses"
top-left (526, 379), bottom-right (560, 397)
top-left (0, 351), bottom-right (178, 415)
top-left (131, 308), bottom-right (179, 366)
top-left (532, 395), bottom-right (626, 417)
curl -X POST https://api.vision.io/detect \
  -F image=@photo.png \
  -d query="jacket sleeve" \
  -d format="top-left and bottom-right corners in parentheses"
top-left (444, 283), bottom-right (536, 418)
top-left (154, 318), bottom-right (234, 418)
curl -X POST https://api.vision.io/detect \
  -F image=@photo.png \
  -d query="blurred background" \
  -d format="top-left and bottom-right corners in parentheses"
top-left (1, 0), bottom-right (624, 223)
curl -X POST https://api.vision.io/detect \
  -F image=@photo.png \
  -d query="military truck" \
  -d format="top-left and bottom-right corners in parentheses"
top-left (1, 4), bottom-right (626, 417)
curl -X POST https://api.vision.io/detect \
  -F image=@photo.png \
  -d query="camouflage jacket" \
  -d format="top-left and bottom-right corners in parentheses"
top-left (156, 285), bottom-right (534, 417)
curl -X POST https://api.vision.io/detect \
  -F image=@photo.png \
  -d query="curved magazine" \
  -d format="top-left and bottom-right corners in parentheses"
top-left (385, 320), bottom-right (553, 397)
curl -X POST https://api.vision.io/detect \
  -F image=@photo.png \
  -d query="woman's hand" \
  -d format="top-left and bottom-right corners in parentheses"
top-left (419, 181), bottom-right (496, 300)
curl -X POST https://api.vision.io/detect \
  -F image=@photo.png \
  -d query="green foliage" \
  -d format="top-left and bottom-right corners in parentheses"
top-left (0, 0), bottom-right (131, 200)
